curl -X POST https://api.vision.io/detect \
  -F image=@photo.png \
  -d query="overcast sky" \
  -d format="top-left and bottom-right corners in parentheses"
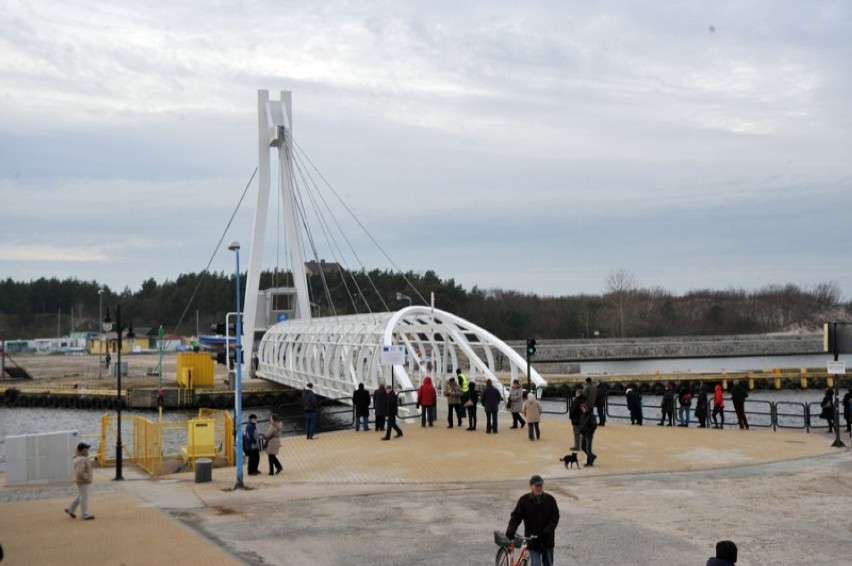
top-left (1, 0), bottom-right (851, 303)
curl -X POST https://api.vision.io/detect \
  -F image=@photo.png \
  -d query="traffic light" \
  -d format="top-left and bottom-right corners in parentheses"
top-left (210, 321), bottom-right (243, 336)
top-left (526, 337), bottom-right (537, 357)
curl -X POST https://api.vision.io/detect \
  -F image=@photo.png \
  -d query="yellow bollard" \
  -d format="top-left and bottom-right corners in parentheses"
top-left (827, 376), bottom-right (834, 389)
top-left (774, 377), bottom-right (781, 390)
top-left (747, 372), bottom-right (755, 390)
top-left (800, 375), bottom-right (809, 390)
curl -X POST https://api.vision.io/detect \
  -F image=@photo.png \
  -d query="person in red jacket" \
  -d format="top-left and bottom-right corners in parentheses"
top-left (712, 384), bottom-right (725, 429)
top-left (417, 375), bottom-right (437, 427)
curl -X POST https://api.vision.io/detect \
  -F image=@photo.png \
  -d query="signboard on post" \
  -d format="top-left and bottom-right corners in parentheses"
top-left (824, 322), bottom-right (852, 354)
top-left (827, 361), bottom-right (846, 375)
top-left (380, 345), bottom-right (405, 366)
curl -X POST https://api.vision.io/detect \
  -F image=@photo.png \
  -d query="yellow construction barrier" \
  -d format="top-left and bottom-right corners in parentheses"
top-left (98, 409), bottom-right (233, 475)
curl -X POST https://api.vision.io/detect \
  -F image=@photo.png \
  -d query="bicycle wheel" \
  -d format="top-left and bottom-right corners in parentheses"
top-left (495, 547), bottom-right (511, 566)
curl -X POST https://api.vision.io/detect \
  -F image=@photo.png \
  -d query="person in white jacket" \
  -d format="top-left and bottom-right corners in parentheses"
top-left (65, 442), bottom-right (94, 520)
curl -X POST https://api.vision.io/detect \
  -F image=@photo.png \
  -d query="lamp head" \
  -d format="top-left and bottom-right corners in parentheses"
top-left (102, 309), bottom-right (113, 332)
top-left (227, 241), bottom-right (240, 251)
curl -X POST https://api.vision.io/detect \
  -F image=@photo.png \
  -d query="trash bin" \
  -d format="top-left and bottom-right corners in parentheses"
top-left (195, 458), bottom-right (213, 483)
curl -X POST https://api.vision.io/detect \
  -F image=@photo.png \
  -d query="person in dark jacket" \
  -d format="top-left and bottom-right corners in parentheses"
top-left (245, 414), bottom-right (261, 474)
top-left (568, 389), bottom-right (586, 450)
top-left (302, 384), bottom-right (319, 440)
top-left (582, 377), bottom-right (598, 410)
top-left (819, 389), bottom-right (835, 433)
top-left (843, 388), bottom-right (852, 433)
top-left (373, 382), bottom-right (387, 432)
top-left (706, 539), bottom-right (737, 565)
top-left (626, 388), bottom-right (643, 425)
top-left (658, 382), bottom-right (675, 426)
top-left (595, 380), bottom-right (607, 426)
top-left (417, 375), bottom-right (437, 427)
top-left (480, 378), bottom-right (503, 434)
top-left (730, 381), bottom-right (749, 430)
top-left (506, 474), bottom-right (560, 566)
top-left (381, 385), bottom-right (403, 440)
top-left (465, 381), bottom-right (479, 431)
top-left (695, 383), bottom-right (709, 428)
top-left (352, 383), bottom-right (371, 431)
top-left (578, 402), bottom-right (597, 467)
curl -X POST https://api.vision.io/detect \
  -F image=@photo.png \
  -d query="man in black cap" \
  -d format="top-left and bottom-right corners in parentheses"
top-left (706, 540), bottom-right (738, 565)
top-left (65, 442), bottom-right (94, 520)
top-left (245, 414), bottom-right (261, 475)
top-left (506, 474), bottom-right (560, 566)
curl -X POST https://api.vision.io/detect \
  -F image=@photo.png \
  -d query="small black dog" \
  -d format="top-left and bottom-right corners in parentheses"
top-left (559, 452), bottom-right (579, 469)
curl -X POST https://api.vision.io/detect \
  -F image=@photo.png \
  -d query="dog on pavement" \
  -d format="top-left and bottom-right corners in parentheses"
top-left (559, 452), bottom-right (579, 469)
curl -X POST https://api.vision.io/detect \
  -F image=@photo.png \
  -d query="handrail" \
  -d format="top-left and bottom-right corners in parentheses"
top-left (774, 401), bottom-right (808, 432)
top-left (548, 392), bottom-right (826, 433)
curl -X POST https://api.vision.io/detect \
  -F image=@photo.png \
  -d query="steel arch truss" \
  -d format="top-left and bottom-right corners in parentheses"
top-left (256, 306), bottom-right (546, 399)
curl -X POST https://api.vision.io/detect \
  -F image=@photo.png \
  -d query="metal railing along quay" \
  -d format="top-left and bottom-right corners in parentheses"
top-left (540, 391), bottom-right (839, 434)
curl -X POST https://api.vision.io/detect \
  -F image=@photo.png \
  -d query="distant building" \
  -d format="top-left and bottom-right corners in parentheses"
top-left (5, 333), bottom-right (93, 354)
top-left (304, 259), bottom-right (341, 276)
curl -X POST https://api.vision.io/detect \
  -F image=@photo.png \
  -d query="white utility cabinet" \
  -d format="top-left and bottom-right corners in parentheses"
top-left (4, 430), bottom-right (81, 486)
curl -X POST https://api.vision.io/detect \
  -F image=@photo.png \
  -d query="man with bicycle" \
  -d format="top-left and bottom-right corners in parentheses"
top-left (506, 474), bottom-right (560, 566)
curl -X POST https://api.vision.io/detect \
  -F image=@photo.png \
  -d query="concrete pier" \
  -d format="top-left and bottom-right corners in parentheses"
top-left (1, 412), bottom-right (849, 565)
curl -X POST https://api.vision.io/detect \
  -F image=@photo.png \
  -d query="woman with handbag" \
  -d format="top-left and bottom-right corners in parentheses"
top-left (264, 414), bottom-right (283, 475)
top-left (465, 381), bottom-right (479, 431)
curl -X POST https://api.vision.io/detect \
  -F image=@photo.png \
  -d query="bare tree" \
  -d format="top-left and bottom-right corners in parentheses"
top-left (605, 268), bottom-right (638, 338)
top-left (813, 282), bottom-right (841, 308)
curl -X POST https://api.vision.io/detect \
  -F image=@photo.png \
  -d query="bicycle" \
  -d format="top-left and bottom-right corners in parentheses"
top-left (493, 530), bottom-right (537, 566)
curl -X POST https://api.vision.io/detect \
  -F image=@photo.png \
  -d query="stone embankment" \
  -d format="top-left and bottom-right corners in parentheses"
top-left (509, 332), bottom-right (823, 361)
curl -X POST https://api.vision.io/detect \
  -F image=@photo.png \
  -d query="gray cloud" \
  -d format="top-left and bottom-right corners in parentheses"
top-left (0, 0), bottom-right (850, 300)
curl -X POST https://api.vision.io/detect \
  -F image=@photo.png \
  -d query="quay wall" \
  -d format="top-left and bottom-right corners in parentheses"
top-left (508, 333), bottom-right (823, 361)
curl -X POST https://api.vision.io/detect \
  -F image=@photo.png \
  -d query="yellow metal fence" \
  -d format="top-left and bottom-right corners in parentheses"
top-left (98, 409), bottom-right (234, 476)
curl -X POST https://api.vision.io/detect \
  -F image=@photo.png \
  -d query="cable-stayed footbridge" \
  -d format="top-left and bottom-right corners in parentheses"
top-left (241, 90), bottom-right (545, 399)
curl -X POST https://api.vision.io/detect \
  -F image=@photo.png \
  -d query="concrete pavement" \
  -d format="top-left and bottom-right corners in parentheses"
top-left (1, 411), bottom-right (846, 565)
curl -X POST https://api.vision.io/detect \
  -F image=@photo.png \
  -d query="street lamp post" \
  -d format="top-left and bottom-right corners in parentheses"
top-left (229, 241), bottom-right (245, 489)
top-left (102, 306), bottom-right (133, 481)
top-left (98, 289), bottom-right (104, 379)
top-left (396, 292), bottom-right (412, 308)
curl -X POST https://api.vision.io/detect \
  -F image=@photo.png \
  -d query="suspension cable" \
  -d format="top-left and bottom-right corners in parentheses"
top-left (173, 167), bottom-right (258, 334)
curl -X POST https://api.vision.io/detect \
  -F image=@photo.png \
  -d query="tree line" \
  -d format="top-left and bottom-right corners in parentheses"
top-left (0, 269), bottom-right (848, 341)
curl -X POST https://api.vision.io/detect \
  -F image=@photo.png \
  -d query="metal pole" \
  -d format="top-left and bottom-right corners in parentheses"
top-left (157, 325), bottom-right (165, 422)
top-left (115, 304), bottom-right (124, 480)
top-left (832, 322), bottom-right (846, 448)
top-left (98, 289), bottom-right (103, 379)
top-left (231, 242), bottom-right (245, 489)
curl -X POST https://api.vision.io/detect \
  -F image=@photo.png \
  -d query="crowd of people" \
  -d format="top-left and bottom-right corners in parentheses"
top-left (622, 379), bottom-right (852, 434)
top-left (237, 373), bottom-right (852, 481)
top-left (344, 369), bottom-right (547, 438)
